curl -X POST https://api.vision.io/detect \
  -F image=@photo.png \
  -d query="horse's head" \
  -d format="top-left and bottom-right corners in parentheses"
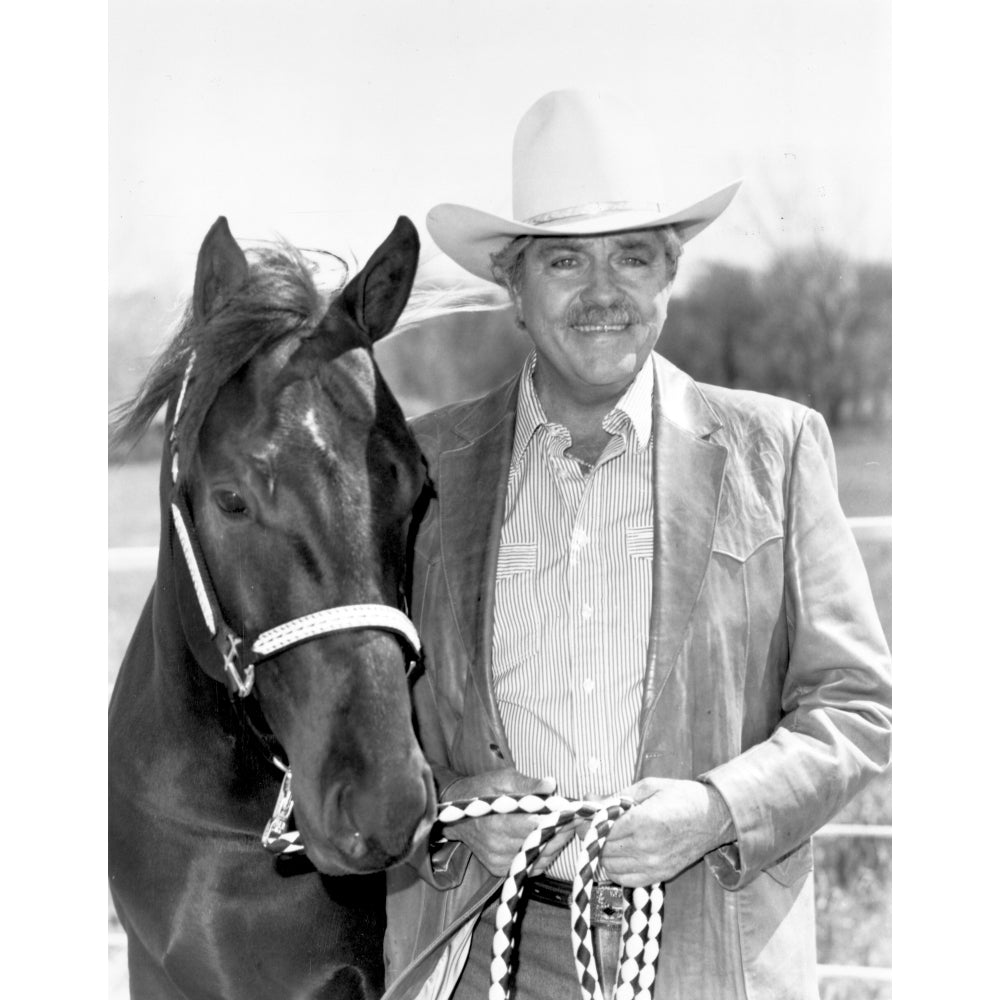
top-left (165, 216), bottom-right (435, 874)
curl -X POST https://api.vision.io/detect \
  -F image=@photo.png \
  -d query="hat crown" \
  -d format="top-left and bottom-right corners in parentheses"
top-left (511, 89), bottom-right (666, 223)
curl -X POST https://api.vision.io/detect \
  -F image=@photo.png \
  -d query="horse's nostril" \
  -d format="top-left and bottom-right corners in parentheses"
top-left (345, 828), bottom-right (367, 860)
top-left (326, 762), bottom-right (432, 866)
top-left (326, 784), bottom-right (369, 860)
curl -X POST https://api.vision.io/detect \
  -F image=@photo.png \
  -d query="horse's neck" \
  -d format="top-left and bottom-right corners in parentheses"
top-left (110, 439), bottom-right (278, 821)
top-left (113, 573), bottom-right (230, 742)
top-left (110, 579), bottom-right (279, 832)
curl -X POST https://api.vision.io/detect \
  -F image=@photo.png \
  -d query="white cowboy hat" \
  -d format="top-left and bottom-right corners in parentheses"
top-left (427, 89), bottom-right (742, 283)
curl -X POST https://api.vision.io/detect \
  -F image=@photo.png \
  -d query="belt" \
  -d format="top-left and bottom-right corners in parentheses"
top-left (525, 875), bottom-right (625, 925)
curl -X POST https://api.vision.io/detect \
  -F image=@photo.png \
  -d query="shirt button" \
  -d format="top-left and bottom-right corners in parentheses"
top-left (581, 603), bottom-right (593, 620)
top-left (583, 678), bottom-right (595, 695)
top-left (588, 757), bottom-right (601, 773)
top-left (571, 528), bottom-right (589, 549)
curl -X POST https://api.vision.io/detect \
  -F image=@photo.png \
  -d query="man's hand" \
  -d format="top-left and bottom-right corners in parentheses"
top-left (440, 769), bottom-right (577, 877)
top-left (599, 778), bottom-right (735, 887)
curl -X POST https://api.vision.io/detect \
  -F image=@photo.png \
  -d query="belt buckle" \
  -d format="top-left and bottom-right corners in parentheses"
top-left (592, 883), bottom-right (624, 925)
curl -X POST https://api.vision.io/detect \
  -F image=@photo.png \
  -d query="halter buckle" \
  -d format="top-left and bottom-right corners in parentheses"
top-left (222, 633), bottom-right (255, 698)
top-left (262, 766), bottom-right (295, 847)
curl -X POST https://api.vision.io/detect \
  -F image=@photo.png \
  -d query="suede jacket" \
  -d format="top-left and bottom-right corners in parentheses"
top-left (383, 353), bottom-right (892, 1000)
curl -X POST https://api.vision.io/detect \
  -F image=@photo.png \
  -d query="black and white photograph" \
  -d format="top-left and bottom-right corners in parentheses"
top-left (105, 2), bottom-right (902, 998)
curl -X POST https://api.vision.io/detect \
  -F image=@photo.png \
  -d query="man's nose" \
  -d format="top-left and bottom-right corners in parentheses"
top-left (581, 262), bottom-right (621, 306)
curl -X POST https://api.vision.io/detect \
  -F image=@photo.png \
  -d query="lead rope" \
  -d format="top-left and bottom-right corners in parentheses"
top-left (436, 794), bottom-right (665, 1000)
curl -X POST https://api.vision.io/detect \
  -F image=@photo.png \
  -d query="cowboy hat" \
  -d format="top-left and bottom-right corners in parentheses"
top-left (427, 89), bottom-right (742, 283)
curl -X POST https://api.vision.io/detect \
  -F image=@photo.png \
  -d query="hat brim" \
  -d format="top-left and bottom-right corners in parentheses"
top-left (427, 179), bottom-right (742, 283)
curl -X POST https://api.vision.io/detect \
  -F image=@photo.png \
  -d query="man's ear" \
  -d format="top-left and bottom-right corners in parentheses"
top-left (510, 287), bottom-right (525, 329)
top-left (193, 217), bottom-right (249, 323)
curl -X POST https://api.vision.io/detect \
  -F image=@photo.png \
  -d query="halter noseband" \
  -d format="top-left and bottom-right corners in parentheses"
top-left (168, 350), bottom-right (422, 699)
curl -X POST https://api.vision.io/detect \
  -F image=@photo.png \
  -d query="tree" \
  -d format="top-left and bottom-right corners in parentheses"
top-left (658, 263), bottom-right (764, 389)
top-left (753, 245), bottom-right (861, 424)
top-left (736, 246), bottom-right (890, 428)
top-left (850, 263), bottom-right (891, 423)
top-left (660, 247), bottom-right (890, 429)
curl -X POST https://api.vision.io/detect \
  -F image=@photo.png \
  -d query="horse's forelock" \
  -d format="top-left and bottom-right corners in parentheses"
top-left (111, 245), bottom-right (332, 468)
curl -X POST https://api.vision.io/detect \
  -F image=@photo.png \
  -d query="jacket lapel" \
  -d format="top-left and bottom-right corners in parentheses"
top-left (438, 377), bottom-right (519, 755)
top-left (637, 356), bottom-right (728, 752)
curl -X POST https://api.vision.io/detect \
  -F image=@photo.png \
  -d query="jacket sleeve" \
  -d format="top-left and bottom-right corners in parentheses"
top-left (403, 668), bottom-right (477, 890)
top-left (699, 408), bottom-right (892, 889)
top-left (398, 490), bottom-right (478, 891)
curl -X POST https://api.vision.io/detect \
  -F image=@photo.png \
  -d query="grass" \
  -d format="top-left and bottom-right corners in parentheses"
top-left (832, 424), bottom-right (891, 519)
top-left (818, 764), bottom-right (892, 998)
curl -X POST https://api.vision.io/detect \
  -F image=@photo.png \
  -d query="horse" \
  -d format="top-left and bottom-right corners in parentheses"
top-left (109, 215), bottom-right (437, 1000)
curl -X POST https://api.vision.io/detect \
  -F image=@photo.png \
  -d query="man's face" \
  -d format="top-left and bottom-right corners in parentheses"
top-left (512, 231), bottom-right (674, 407)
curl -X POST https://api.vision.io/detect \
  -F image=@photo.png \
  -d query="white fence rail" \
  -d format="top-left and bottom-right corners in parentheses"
top-left (818, 963), bottom-right (892, 983)
top-left (847, 515), bottom-right (892, 542)
top-left (108, 545), bottom-right (158, 571)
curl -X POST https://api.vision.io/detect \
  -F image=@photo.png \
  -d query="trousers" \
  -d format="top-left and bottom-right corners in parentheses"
top-left (451, 892), bottom-right (624, 1000)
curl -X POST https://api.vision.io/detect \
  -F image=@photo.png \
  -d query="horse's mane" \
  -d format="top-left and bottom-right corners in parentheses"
top-left (109, 241), bottom-right (506, 461)
top-left (391, 277), bottom-right (508, 337)
top-left (110, 244), bottom-right (328, 464)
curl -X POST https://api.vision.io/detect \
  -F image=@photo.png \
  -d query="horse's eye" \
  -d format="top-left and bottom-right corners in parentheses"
top-left (214, 490), bottom-right (248, 515)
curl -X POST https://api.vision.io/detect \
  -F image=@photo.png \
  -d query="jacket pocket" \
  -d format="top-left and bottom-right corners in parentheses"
top-left (711, 531), bottom-right (784, 565)
top-left (734, 849), bottom-right (818, 1000)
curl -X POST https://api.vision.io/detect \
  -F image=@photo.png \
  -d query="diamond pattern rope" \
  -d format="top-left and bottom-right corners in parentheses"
top-left (437, 794), bottom-right (665, 1000)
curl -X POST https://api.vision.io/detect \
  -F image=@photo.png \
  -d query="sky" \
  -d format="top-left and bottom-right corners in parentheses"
top-left (109, 0), bottom-right (891, 300)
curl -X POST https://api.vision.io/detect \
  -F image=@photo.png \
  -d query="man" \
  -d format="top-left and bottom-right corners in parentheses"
top-left (383, 90), bottom-right (891, 1000)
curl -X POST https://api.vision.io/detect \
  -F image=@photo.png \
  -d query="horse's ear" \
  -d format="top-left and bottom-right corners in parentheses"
top-left (337, 216), bottom-right (420, 343)
top-left (193, 217), bottom-right (249, 323)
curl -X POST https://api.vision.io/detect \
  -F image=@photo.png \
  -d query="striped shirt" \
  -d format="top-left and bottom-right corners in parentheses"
top-left (492, 352), bottom-right (654, 882)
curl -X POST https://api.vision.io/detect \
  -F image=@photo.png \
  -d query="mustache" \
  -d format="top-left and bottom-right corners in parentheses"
top-left (566, 302), bottom-right (642, 327)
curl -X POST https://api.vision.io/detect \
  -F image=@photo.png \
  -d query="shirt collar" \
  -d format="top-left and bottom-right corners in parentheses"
top-left (606, 354), bottom-right (653, 448)
top-left (510, 354), bottom-right (550, 470)
top-left (510, 351), bottom-right (655, 469)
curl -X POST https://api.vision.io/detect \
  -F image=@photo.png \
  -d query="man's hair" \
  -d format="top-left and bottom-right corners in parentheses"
top-left (489, 225), bottom-right (684, 293)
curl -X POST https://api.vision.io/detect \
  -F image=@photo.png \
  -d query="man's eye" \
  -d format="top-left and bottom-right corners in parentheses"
top-left (214, 490), bottom-right (248, 515)
top-left (621, 256), bottom-right (648, 266)
top-left (550, 257), bottom-right (578, 269)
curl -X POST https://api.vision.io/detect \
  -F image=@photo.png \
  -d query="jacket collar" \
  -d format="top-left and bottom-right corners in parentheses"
top-left (651, 352), bottom-right (723, 439)
top-left (452, 374), bottom-right (520, 445)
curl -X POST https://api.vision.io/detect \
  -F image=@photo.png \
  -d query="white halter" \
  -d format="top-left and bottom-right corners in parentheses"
top-left (168, 349), bottom-right (421, 699)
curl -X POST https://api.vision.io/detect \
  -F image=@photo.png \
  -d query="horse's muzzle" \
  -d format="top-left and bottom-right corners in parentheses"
top-left (307, 753), bottom-right (436, 874)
